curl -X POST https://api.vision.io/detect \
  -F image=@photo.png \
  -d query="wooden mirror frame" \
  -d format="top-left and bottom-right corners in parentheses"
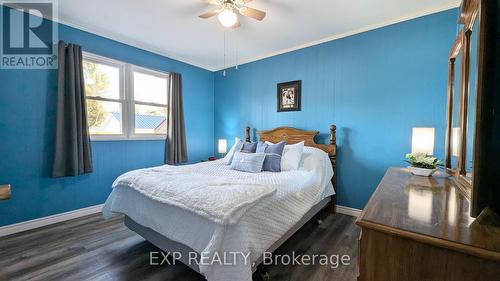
top-left (445, 0), bottom-right (484, 200)
top-left (444, 31), bottom-right (463, 172)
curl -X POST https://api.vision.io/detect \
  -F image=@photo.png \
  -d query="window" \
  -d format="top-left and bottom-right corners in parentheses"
top-left (83, 57), bottom-right (124, 136)
top-left (82, 52), bottom-right (169, 140)
top-left (132, 69), bottom-right (168, 135)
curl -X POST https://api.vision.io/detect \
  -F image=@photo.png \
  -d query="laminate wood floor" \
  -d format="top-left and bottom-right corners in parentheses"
top-left (0, 213), bottom-right (360, 281)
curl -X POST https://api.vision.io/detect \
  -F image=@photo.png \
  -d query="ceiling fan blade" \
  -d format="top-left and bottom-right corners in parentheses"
top-left (199, 10), bottom-right (219, 19)
top-left (241, 7), bottom-right (266, 21)
top-left (202, 0), bottom-right (220, 5)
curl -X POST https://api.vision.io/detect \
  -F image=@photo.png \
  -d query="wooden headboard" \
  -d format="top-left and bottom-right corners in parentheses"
top-left (245, 125), bottom-right (337, 213)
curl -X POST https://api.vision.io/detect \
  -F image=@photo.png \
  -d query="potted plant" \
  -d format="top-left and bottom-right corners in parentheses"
top-left (405, 153), bottom-right (443, 177)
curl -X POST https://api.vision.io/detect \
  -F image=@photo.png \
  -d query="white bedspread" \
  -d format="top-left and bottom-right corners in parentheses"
top-left (112, 164), bottom-right (279, 225)
top-left (103, 146), bottom-right (334, 281)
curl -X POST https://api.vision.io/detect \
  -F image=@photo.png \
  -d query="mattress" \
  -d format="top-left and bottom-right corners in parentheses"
top-left (102, 146), bottom-right (335, 281)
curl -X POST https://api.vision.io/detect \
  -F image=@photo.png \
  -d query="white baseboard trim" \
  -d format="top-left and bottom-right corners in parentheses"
top-left (336, 205), bottom-right (362, 218)
top-left (0, 203), bottom-right (361, 237)
top-left (0, 204), bottom-right (103, 237)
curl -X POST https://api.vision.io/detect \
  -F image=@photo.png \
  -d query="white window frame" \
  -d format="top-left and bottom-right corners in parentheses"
top-left (83, 52), bottom-right (169, 141)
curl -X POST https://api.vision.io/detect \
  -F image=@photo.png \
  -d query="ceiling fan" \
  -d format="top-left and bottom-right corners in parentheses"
top-left (198, 0), bottom-right (266, 28)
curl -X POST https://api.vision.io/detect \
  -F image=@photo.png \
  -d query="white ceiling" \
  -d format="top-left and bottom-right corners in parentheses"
top-left (56, 0), bottom-right (460, 71)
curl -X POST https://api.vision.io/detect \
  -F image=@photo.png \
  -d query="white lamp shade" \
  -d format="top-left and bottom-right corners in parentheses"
top-left (218, 139), bottom-right (227, 154)
top-left (411, 128), bottom-right (435, 155)
top-left (451, 127), bottom-right (460, 157)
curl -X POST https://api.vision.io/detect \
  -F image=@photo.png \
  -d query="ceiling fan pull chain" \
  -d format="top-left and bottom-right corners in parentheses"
top-left (223, 29), bottom-right (227, 77)
top-left (235, 30), bottom-right (239, 70)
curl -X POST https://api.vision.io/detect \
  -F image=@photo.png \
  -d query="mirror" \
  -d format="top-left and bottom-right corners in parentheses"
top-left (446, 0), bottom-right (498, 218)
top-left (444, 0), bottom-right (483, 202)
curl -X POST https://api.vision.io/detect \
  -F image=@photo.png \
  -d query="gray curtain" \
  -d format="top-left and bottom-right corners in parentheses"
top-left (165, 73), bottom-right (188, 165)
top-left (52, 41), bottom-right (93, 177)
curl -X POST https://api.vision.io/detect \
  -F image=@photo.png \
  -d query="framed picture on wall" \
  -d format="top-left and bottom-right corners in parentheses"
top-left (277, 80), bottom-right (301, 112)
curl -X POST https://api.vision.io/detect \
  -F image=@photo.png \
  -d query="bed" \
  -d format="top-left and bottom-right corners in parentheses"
top-left (102, 125), bottom-right (337, 281)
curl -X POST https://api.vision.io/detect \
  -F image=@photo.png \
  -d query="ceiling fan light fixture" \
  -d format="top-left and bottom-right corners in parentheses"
top-left (218, 8), bottom-right (238, 27)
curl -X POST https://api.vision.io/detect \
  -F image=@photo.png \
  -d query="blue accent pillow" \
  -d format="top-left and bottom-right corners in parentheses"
top-left (240, 142), bottom-right (257, 153)
top-left (259, 141), bottom-right (286, 172)
top-left (230, 152), bottom-right (266, 173)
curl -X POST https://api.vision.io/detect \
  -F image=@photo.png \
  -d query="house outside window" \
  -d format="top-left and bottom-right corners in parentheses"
top-left (82, 52), bottom-right (169, 140)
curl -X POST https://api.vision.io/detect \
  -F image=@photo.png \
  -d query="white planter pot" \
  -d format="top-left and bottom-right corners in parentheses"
top-left (408, 166), bottom-right (436, 177)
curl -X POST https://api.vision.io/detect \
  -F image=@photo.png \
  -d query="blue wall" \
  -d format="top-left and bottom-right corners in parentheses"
top-left (214, 9), bottom-right (458, 209)
top-left (0, 7), bottom-right (460, 226)
top-left (0, 7), bottom-right (214, 226)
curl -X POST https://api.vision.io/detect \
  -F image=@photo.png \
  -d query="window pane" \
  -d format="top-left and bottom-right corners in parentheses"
top-left (133, 71), bottom-right (168, 105)
top-left (134, 104), bottom-right (167, 134)
top-left (86, 100), bottom-right (122, 135)
top-left (83, 60), bottom-right (120, 99)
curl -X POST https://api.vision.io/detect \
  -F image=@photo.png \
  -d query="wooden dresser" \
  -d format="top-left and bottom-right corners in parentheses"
top-left (356, 167), bottom-right (500, 281)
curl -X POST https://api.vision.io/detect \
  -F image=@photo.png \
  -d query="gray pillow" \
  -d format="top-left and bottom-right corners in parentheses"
top-left (240, 142), bottom-right (257, 153)
top-left (258, 141), bottom-right (286, 172)
top-left (256, 141), bottom-right (267, 153)
top-left (230, 152), bottom-right (266, 173)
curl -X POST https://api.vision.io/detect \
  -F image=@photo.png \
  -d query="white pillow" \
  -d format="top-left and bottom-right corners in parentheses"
top-left (222, 137), bottom-right (243, 165)
top-left (266, 141), bottom-right (304, 171)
